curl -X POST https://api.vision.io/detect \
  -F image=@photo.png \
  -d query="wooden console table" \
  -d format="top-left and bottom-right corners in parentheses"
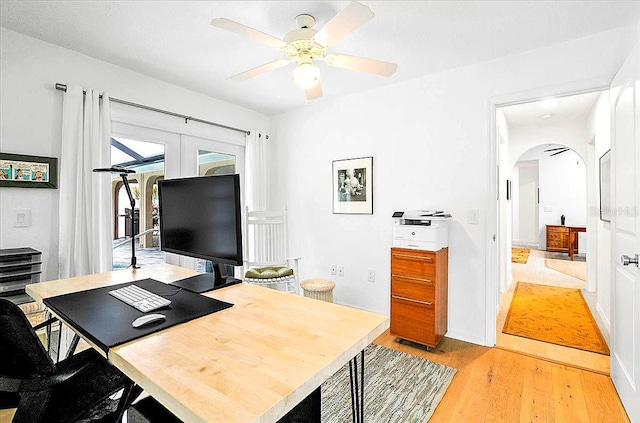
top-left (546, 225), bottom-right (586, 261)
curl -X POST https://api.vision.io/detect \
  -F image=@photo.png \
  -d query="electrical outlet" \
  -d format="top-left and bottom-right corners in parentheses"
top-left (468, 209), bottom-right (479, 225)
top-left (337, 265), bottom-right (345, 276)
top-left (13, 209), bottom-right (31, 227)
top-left (330, 264), bottom-right (337, 275)
top-left (367, 269), bottom-right (375, 283)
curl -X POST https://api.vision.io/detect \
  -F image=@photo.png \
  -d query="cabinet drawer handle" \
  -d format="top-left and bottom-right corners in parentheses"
top-left (392, 295), bottom-right (433, 306)
top-left (392, 254), bottom-right (433, 261)
top-left (391, 274), bottom-right (433, 283)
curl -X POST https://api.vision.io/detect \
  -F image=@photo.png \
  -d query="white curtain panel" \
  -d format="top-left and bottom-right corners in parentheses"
top-left (58, 85), bottom-right (112, 278)
top-left (245, 131), bottom-right (268, 211)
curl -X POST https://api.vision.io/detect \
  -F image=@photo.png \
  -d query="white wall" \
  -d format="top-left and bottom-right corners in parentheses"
top-left (0, 28), bottom-right (270, 281)
top-left (516, 161), bottom-right (539, 244)
top-left (539, 149), bottom-right (588, 247)
top-left (511, 166), bottom-right (520, 243)
top-left (508, 118), bottom-right (590, 170)
top-left (271, 26), bottom-right (636, 346)
top-left (497, 108), bottom-right (512, 293)
top-left (509, 121), bottom-right (590, 250)
top-left (588, 91), bottom-right (612, 332)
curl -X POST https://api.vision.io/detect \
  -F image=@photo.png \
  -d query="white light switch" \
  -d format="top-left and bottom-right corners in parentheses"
top-left (468, 209), bottom-right (479, 225)
top-left (14, 209), bottom-right (32, 227)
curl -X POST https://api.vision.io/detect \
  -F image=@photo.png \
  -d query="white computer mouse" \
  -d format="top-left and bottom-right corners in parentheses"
top-left (132, 313), bottom-right (166, 328)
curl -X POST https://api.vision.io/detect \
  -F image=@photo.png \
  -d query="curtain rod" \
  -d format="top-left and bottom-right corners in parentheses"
top-left (55, 83), bottom-right (250, 136)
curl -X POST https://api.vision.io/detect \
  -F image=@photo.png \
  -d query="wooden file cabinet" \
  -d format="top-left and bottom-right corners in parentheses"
top-left (390, 247), bottom-right (448, 348)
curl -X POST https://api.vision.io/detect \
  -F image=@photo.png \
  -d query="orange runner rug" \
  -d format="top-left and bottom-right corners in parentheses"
top-left (503, 282), bottom-right (609, 355)
top-left (511, 248), bottom-right (530, 264)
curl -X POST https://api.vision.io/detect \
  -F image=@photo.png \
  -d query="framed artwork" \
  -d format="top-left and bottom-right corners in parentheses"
top-left (332, 156), bottom-right (373, 214)
top-left (599, 149), bottom-right (611, 222)
top-left (0, 153), bottom-right (58, 189)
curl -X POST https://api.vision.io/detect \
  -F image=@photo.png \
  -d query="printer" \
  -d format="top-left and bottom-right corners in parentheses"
top-left (392, 210), bottom-right (451, 251)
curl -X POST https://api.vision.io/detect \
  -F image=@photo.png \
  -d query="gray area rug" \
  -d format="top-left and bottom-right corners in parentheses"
top-left (321, 344), bottom-right (456, 422)
top-left (545, 251), bottom-right (586, 262)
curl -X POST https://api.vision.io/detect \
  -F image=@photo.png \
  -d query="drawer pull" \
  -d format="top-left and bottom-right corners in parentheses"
top-left (392, 295), bottom-right (433, 306)
top-left (392, 254), bottom-right (433, 261)
top-left (391, 274), bottom-right (433, 283)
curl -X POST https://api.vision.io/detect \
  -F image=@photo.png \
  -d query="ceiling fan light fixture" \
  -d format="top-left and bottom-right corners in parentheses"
top-left (292, 63), bottom-right (320, 89)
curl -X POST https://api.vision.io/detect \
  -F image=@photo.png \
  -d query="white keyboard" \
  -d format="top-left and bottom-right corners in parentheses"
top-left (108, 284), bottom-right (171, 313)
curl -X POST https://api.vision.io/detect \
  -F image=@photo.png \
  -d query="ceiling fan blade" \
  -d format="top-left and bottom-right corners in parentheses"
top-left (544, 147), bottom-right (567, 152)
top-left (550, 149), bottom-right (570, 156)
top-left (228, 59), bottom-right (293, 83)
top-left (323, 53), bottom-right (397, 77)
top-left (312, 1), bottom-right (375, 47)
top-left (305, 83), bottom-right (323, 100)
top-left (211, 18), bottom-right (286, 49)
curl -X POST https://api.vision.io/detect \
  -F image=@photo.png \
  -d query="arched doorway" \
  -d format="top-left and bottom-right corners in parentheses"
top-left (510, 143), bottom-right (587, 252)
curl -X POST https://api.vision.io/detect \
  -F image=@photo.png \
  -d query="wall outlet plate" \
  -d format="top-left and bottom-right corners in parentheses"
top-left (337, 266), bottom-right (344, 276)
top-left (330, 264), bottom-right (337, 275)
top-left (468, 209), bottom-right (479, 225)
top-left (367, 269), bottom-right (375, 282)
top-left (13, 209), bottom-right (32, 227)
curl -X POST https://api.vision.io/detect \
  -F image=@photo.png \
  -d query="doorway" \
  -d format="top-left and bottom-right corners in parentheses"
top-left (513, 160), bottom-right (539, 247)
top-left (108, 124), bottom-right (245, 272)
top-left (494, 90), bottom-right (610, 372)
top-left (110, 137), bottom-right (166, 269)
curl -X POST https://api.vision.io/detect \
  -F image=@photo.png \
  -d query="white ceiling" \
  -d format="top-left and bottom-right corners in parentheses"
top-left (1, 1), bottom-right (639, 115)
top-left (502, 90), bottom-right (603, 129)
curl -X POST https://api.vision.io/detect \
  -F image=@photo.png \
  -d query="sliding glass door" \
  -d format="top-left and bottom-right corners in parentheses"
top-left (109, 123), bottom-right (244, 271)
top-left (169, 135), bottom-right (245, 272)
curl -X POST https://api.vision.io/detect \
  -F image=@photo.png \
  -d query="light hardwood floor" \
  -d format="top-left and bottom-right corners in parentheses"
top-left (375, 331), bottom-right (630, 422)
top-left (375, 248), bottom-right (628, 422)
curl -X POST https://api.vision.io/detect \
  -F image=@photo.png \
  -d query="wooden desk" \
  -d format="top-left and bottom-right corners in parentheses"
top-left (568, 226), bottom-right (586, 261)
top-left (546, 225), bottom-right (586, 261)
top-left (27, 264), bottom-right (389, 423)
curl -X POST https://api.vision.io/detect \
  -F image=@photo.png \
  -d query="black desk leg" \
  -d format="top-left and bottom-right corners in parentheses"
top-left (45, 310), bottom-right (62, 362)
top-left (66, 334), bottom-right (80, 359)
top-left (348, 350), bottom-right (365, 423)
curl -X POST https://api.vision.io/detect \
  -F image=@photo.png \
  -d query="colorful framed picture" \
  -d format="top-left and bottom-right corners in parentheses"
top-left (332, 156), bottom-right (373, 214)
top-left (0, 153), bottom-right (58, 189)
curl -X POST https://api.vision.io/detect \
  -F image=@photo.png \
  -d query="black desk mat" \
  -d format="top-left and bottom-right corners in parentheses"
top-left (44, 278), bottom-right (233, 354)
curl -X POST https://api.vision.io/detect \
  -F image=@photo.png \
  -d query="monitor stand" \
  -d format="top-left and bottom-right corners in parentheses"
top-left (170, 263), bottom-right (242, 294)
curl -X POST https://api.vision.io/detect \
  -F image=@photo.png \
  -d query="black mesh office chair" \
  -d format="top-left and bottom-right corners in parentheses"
top-left (0, 298), bottom-right (139, 423)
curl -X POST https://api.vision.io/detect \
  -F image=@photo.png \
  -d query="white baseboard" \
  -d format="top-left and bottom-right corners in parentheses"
top-left (336, 300), bottom-right (386, 317)
top-left (445, 329), bottom-right (487, 347)
top-left (336, 301), bottom-right (489, 347)
top-left (512, 241), bottom-right (538, 249)
top-left (596, 302), bottom-right (611, 338)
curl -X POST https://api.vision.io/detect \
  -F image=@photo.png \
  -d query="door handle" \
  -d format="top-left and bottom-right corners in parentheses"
top-left (621, 254), bottom-right (639, 267)
top-left (392, 295), bottom-right (433, 306)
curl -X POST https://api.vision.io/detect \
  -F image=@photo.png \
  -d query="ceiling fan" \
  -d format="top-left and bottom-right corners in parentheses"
top-left (210, 1), bottom-right (398, 100)
top-left (544, 146), bottom-right (570, 156)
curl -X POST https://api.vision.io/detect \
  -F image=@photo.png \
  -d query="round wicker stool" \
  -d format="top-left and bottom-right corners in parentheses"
top-left (300, 278), bottom-right (336, 303)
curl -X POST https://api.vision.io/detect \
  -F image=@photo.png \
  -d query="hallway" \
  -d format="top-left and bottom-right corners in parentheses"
top-left (497, 248), bottom-right (609, 374)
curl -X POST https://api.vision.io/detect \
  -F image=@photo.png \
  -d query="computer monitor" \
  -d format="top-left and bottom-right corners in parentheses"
top-left (158, 174), bottom-right (243, 292)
